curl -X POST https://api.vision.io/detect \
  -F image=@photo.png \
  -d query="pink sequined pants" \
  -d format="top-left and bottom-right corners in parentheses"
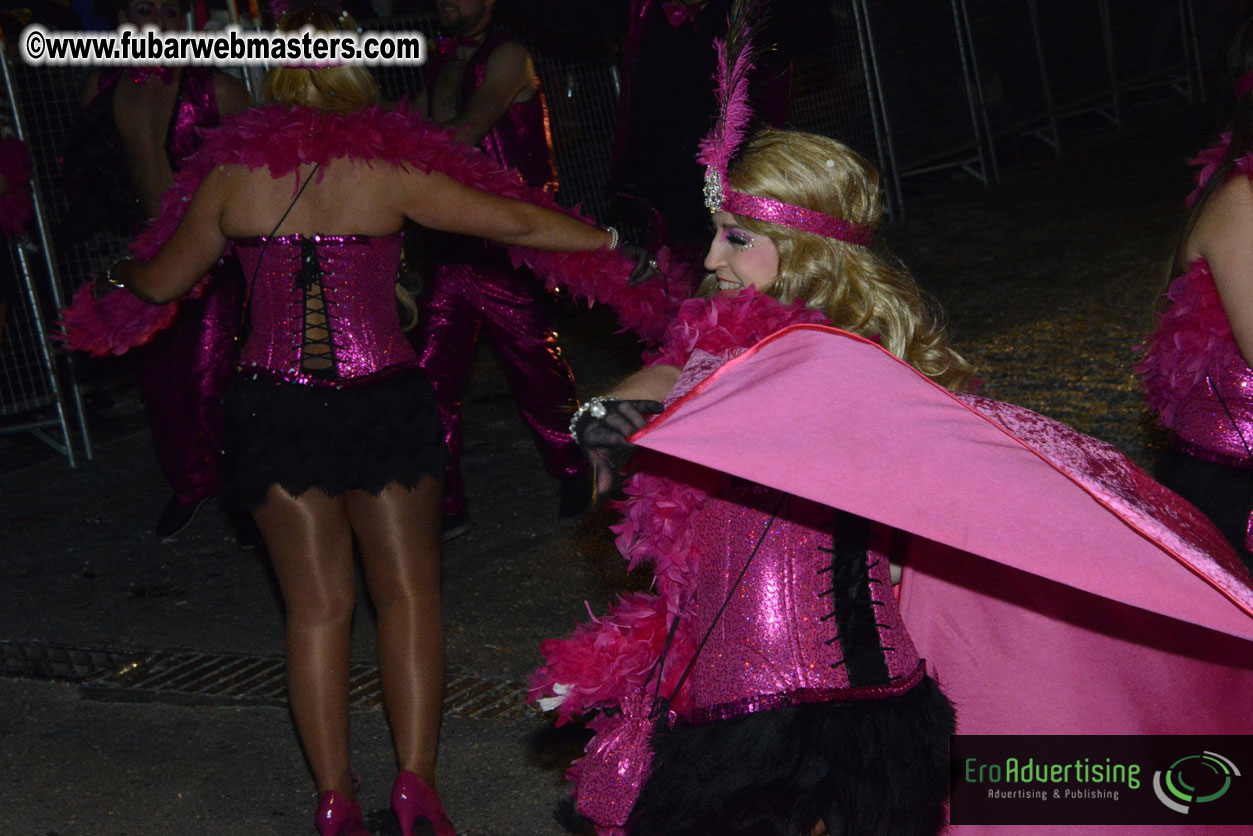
top-left (414, 247), bottom-right (584, 515)
top-left (138, 261), bottom-right (243, 505)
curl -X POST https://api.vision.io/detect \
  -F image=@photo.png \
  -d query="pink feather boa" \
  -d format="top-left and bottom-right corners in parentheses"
top-left (0, 137), bottom-right (34, 238)
top-left (59, 104), bottom-right (684, 356)
top-left (530, 290), bottom-right (828, 724)
top-left (1137, 136), bottom-right (1253, 425)
top-left (1186, 133), bottom-right (1251, 207)
top-left (1136, 260), bottom-right (1243, 428)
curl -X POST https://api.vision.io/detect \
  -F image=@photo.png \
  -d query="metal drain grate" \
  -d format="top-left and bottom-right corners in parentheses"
top-left (1, 641), bottom-right (534, 719)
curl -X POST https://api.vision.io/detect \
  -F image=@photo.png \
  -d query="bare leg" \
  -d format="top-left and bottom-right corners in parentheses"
top-left (253, 484), bottom-right (357, 799)
top-left (346, 478), bottom-right (444, 786)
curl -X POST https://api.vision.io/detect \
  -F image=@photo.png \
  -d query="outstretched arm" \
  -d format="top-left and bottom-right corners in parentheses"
top-left (111, 167), bottom-right (230, 303)
top-left (402, 166), bottom-right (612, 252)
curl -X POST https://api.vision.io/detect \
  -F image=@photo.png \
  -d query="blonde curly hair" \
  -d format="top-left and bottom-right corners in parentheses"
top-left (705, 129), bottom-right (973, 392)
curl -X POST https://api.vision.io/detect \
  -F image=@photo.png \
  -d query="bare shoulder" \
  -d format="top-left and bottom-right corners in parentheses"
top-left (1192, 175), bottom-right (1253, 251)
top-left (484, 38), bottom-right (535, 79)
top-left (1187, 175), bottom-right (1253, 266)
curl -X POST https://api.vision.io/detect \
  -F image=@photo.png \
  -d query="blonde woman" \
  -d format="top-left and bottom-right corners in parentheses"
top-left (83, 4), bottom-right (649, 834)
top-left (537, 130), bottom-right (963, 836)
top-left (576, 130), bottom-right (969, 488)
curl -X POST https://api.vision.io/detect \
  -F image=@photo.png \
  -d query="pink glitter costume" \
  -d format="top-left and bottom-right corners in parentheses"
top-left (1138, 136), bottom-right (1253, 563)
top-left (90, 68), bottom-right (244, 507)
top-left (532, 291), bottom-right (953, 836)
top-left (224, 233), bottom-right (444, 509)
top-left (417, 32), bottom-right (584, 516)
top-left (234, 234), bottom-right (418, 386)
top-left (632, 324), bottom-right (1253, 836)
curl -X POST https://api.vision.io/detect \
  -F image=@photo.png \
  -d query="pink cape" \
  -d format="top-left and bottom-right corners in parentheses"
top-left (631, 325), bottom-right (1253, 836)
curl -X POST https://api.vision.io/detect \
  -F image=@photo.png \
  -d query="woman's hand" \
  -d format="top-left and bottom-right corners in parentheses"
top-left (571, 397), bottom-right (665, 498)
top-left (622, 241), bottom-right (661, 286)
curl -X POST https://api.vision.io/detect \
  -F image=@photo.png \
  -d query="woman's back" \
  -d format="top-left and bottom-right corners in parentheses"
top-left (219, 158), bottom-right (409, 240)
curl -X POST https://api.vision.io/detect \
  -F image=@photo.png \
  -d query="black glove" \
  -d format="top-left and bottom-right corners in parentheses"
top-left (571, 397), bottom-right (665, 499)
top-left (623, 243), bottom-right (662, 286)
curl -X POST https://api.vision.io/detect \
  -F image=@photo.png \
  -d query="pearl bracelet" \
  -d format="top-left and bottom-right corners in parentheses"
top-left (569, 396), bottom-right (614, 440)
top-left (605, 226), bottom-right (620, 251)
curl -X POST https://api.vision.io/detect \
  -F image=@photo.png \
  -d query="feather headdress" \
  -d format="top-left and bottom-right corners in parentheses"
top-left (697, 0), bottom-right (874, 247)
top-left (697, 0), bottom-right (759, 213)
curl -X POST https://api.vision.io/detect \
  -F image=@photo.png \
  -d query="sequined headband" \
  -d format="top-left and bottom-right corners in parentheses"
top-left (718, 187), bottom-right (875, 246)
top-left (697, 1), bottom-right (872, 247)
top-left (1236, 69), bottom-right (1253, 100)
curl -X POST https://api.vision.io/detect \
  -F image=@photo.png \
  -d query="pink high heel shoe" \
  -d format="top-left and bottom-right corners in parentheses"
top-left (316, 789), bottom-right (371, 836)
top-left (391, 770), bottom-right (456, 836)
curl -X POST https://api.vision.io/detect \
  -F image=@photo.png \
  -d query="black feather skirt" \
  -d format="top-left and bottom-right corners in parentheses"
top-left (223, 367), bottom-right (448, 510)
top-left (626, 675), bottom-right (955, 836)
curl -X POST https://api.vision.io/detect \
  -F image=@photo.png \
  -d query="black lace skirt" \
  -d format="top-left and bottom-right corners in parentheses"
top-left (223, 368), bottom-right (448, 510)
top-left (625, 676), bottom-right (955, 836)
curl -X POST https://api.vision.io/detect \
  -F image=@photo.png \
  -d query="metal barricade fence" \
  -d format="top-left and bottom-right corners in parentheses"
top-left (1105, 0), bottom-right (1198, 102)
top-left (1034, 0), bottom-right (1120, 125)
top-left (788, 0), bottom-right (889, 206)
top-left (858, 0), bottom-right (990, 209)
top-left (365, 2), bottom-right (1223, 222)
top-left (1, 53), bottom-right (91, 466)
top-left (959, 0), bottom-right (1060, 182)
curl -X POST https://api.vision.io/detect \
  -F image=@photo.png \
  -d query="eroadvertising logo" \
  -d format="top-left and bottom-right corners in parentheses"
top-left (1153, 751), bottom-right (1240, 814)
top-left (950, 736), bottom-right (1253, 826)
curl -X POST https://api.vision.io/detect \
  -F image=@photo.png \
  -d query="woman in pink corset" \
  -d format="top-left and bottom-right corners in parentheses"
top-left (1138, 17), bottom-right (1253, 574)
top-left (82, 5), bottom-right (647, 834)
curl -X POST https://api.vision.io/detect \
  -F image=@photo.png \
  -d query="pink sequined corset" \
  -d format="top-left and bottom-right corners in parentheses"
top-left (233, 233), bottom-right (419, 386)
top-left (685, 483), bottom-right (924, 725)
top-left (1139, 260), bottom-right (1253, 468)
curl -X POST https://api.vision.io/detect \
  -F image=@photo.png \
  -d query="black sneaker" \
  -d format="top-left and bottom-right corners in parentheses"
top-left (155, 496), bottom-right (208, 540)
top-left (441, 512), bottom-right (470, 542)
top-left (558, 469), bottom-right (593, 518)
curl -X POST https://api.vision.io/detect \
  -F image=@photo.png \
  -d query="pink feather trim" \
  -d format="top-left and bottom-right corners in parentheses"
top-left (0, 137), bottom-right (34, 237)
top-left (1136, 260), bottom-right (1242, 428)
top-left (1186, 133), bottom-right (1253, 208)
top-left (646, 287), bottom-right (828, 368)
top-left (62, 104), bottom-right (686, 356)
top-left (57, 276), bottom-right (210, 357)
top-left (531, 290), bottom-right (829, 724)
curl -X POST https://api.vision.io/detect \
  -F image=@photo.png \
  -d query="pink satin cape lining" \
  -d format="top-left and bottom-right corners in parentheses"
top-left (630, 324), bottom-right (1253, 638)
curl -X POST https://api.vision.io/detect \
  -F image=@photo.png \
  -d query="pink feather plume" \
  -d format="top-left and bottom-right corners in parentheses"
top-left (696, 0), bottom-right (762, 180)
